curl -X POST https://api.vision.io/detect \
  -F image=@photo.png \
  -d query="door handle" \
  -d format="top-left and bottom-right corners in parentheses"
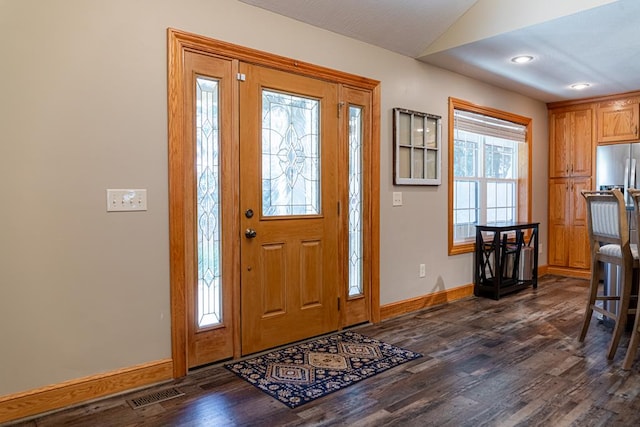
top-left (245, 228), bottom-right (257, 239)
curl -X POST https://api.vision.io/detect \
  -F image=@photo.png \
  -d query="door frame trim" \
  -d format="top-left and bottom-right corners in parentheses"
top-left (167, 28), bottom-right (380, 377)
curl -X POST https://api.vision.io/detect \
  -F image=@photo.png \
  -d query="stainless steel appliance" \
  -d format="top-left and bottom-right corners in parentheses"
top-left (596, 143), bottom-right (640, 206)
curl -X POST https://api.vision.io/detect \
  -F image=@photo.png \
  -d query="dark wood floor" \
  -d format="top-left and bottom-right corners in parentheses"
top-left (8, 275), bottom-right (640, 426)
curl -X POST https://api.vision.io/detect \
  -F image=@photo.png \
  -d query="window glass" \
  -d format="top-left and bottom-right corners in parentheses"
top-left (196, 76), bottom-right (222, 328)
top-left (348, 106), bottom-right (363, 297)
top-left (262, 90), bottom-right (320, 216)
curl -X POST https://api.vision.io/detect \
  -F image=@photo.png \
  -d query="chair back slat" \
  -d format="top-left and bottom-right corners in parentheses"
top-left (582, 189), bottom-right (629, 251)
top-left (590, 200), bottom-right (621, 239)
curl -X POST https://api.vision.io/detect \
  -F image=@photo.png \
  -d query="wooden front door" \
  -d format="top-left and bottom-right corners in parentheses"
top-left (169, 30), bottom-right (380, 377)
top-left (239, 63), bottom-right (340, 355)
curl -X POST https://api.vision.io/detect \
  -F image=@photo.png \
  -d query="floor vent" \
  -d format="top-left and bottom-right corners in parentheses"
top-left (127, 387), bottom-right (185, 409)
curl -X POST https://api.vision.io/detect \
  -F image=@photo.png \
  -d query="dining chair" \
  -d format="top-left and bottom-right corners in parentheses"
top-left (579, 189), bottom-right (638, 360)
top-left (623, 189), bottom-right (640, 369)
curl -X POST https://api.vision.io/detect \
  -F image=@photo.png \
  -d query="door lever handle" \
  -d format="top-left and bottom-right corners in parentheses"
top-left (245, 228), bottom-right (257, 239)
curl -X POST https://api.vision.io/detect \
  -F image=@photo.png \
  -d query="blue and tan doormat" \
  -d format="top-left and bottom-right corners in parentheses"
top-left (225, 331), bottom-right (422, 408)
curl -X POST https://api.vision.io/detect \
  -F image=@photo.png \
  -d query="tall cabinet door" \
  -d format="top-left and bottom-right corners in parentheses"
top-left (568, 177), bottom-right (591, 269)
top-left (571, 109), bottom-right (593, 177)
top-left (548, 178), bottom-right (569, 266)
top-left (550, 112), bottom-right (570, 178)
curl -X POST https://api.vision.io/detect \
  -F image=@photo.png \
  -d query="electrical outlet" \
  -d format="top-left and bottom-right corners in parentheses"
top-left (419, 263), bottom-right (426, 278)
top-left (106, 189), bottom-right (147, 212)
top-left (393, 192), bottom-right (402, 206)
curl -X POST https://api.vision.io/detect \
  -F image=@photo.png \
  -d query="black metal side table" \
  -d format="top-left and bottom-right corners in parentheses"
top-left (474, 222), bottom-right (539, 300)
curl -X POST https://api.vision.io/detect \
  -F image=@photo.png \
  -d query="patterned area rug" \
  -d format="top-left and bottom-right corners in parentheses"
top-left (225, 331), bottom-right (422, 408)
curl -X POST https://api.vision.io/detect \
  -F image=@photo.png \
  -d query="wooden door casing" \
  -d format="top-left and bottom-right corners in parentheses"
top-left (168, 29), bottom-right (381, 377)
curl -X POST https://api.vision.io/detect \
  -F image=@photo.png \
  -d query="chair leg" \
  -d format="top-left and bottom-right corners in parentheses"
top-left (623, 280), bottom-right (640, 369)
top-left (623, 319), bottom-right (640, 369)
top-left (608, 264), bottom-right (632, 359)
top-left (579, 258), bottom-right (601, 342)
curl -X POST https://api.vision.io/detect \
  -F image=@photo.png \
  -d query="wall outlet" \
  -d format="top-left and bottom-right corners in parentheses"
top-left (419, 263), bottom-right (426, 278)
top-left (392, 192), bottom-right (403, 206)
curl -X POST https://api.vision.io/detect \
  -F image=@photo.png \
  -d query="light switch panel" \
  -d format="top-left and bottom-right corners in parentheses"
top-left (106, 189), bottom-right (147, 212)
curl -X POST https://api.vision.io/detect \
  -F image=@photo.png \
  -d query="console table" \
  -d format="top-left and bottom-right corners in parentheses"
top-left (474, 222), bottom-right (539, 300)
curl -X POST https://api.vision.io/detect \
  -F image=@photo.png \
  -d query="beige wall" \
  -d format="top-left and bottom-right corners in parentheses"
top-left (0, 0), bottom-right (548, 396)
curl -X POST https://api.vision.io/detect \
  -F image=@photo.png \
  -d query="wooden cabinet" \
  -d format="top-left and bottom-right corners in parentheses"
top-left (548, 177), bottom-right (591, 270)
top-left (548, 105), bottom-right (593, 275)
top-left (596, 101), bottom-right (639, 143)
top-left (549, 107), bottom-right (593, 178)
top-left (548, 91), bottom-right (640, 278)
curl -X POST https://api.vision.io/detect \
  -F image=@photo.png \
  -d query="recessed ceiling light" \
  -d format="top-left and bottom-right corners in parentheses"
top-left (511, 55), bottom-right (534, 64)
top-left (570, 83), bottom-right (591, 90)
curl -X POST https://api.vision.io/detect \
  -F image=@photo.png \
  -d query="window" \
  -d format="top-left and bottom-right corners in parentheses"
top-left (448, 98), bottom-right (532, 255)
top-left (196, 76), bottom-right (222, 328)
top-left (348, 105), bottom-right (363, 297)
top-left (393, 108), bottom-right (442, 185)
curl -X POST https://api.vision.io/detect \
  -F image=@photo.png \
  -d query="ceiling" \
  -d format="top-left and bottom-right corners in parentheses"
top-left (239, 0), bottom-right (640, 103)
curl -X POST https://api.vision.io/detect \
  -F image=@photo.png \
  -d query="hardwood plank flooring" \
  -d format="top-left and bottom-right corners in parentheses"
top-left (7, 275), bottom-right (640, 426)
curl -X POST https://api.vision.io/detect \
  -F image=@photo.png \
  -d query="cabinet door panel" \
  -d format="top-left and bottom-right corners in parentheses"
top-left (571, 177), bottom-right (591, 226)
top-left (568, 177), bottom-right (591, 269)
top-left (550, 112), bottom-right (570, 178)
top-left (571, 109), bottom-right (593, 177)
top-left (548, 223), bottom-right (568, 266)
top-left (597, 103), bottom-right (639, 143)
top-left (568, 225), bottom-right (590, 269)
top-left (549, 179), bottom-right (568, 224)
top-left (548, 179), bottom-right (569, 266)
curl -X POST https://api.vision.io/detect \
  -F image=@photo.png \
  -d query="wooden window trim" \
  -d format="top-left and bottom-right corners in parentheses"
top-left (448, 97), bottom-right (533, 255)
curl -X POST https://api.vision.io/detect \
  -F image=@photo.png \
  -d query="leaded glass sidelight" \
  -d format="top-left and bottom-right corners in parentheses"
top-left (348, 106), bottom-right (364, 297)
top-left (196, 77), bottom-right (222, 328)
top-left (262, 90), bottom-right (320, 216)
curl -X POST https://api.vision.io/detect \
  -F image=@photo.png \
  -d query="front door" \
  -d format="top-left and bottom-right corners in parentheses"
top-left (169, 30), bottom-right (380, 376)
top-left (239, 63), bottom-right (340, 355)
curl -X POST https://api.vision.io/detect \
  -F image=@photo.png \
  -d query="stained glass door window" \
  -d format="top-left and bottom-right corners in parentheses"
top-left (261, 90), bottom-right (320, 216)
top-left (348, 106), bottom-right (364, 297)
top-left (196, 76), bottom-right (222, 328)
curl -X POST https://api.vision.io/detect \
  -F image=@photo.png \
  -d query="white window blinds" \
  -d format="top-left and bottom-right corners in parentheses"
top-left (454, 109), bottom-right (526, 142)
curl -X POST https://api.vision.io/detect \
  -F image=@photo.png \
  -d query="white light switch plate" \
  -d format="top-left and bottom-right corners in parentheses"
top-left (392, 192), bottom-right (403, 206)
top-left (106, 189), bottom-right (147, 212)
